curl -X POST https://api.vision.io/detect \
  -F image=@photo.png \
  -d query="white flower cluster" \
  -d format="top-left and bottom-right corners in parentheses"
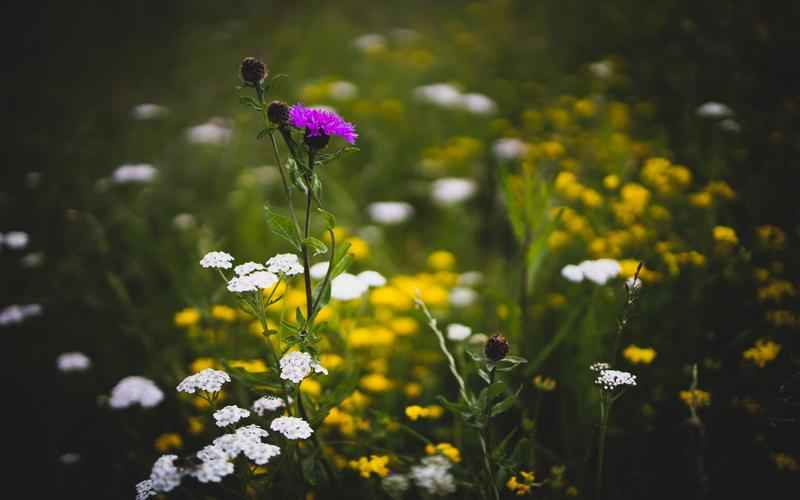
top-left (329, 80), bottom-right (358, 100)
top-left (56, 352), bottom-right (91, 372)
top-left (177, 368), bottom-right (231, 394)
top-left (331, 272), bottom-right (370, 301)
top-left (109, 376), bottom-right (164, 409)
top-left (0, 231), bottom-right (29, 250)
top-left (696, 101), bottom-right (733, 119)
top-left (413, 83), bottom-right (497, 115)
top-left (446, 323), bottom-right (472, 341)
top-left (493, 138), bottom-right (529, 161)
top-left (449, 287), bottom-right (478, 308)
top-left (594, 368), bottom-right (637, 391)
top-left (590, 362), bottom-right (611, 373)
top-left (0, 303), bottom-right (42, 326)
top-left (458, 271), bottom-right (483, 286)
top-left (309, 262), bottom-right (329, 280)
top-left (200, 251), bottom-right (234, 269)
top-left (410, 455), bottom-right (457, 496)
top-left (266, 253), bottom-right (304, 276)
top-left (111, 164), bottom-right (157, 184)
top-left (186, 118), bottom-right (232, 145)
top-left (227, 270), bottom-right (278, 293)
top-left (382, 474), bottom-right (411, 499)
top-left (213, 405), bottom-right (250, 427)
top-left (279, 351), bottom-right (327, 384)
top-left (252, 395), bottom-right (285, 416)
top-left (149, 455), bottom-right (184, 493)
top-left (191, 446), bottom-right (235, 483)
top-left (234, 261), bottom-right (265, 276)
top-left (135, 479), bottom-right (155, 500)
top-left (561, 259), bottom-right (621, 285)
top-left (358, 270), bottom-right (387, 287)
top-left (270, 416), bottom-right (314, 440)
top-left (353, 33), bottom-right (387, 52)
top-left (368, 201), bottom-right (415, 225)
top-left (431, 177), bottom-right (477, 205)
top-left (131, 103), bottom-right (168, 120)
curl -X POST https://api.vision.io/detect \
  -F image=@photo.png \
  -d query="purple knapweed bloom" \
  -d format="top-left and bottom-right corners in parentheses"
top-left (288, 104), bottom-right (358, 145)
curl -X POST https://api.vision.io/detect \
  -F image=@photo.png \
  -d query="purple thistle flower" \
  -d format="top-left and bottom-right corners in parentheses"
top-left (288, 103), bottom-right (358, 145)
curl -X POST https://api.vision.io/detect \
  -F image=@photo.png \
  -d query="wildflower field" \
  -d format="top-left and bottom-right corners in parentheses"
top-left (4, 1), bottom-right (799, 499)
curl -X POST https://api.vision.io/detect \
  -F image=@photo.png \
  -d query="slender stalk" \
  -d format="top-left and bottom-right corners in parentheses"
top-left (596, 393), bottom-right (612, 498)
top-left (480, 368), bottom-right (500, 500)
top-left (268, 131), bottom-right (302, 237)
top-left (415, 295), bottom-right (469, 402)
top-left (301, 168), bottom-right (315, 320)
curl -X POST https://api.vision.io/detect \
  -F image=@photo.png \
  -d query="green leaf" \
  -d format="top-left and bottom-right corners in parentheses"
top-left (239, 95), bottom-right (262, 110)
top-left (486, 380), bottom-right (508, 400)
top-left (491, 428), bottom-right (518, 461)
top-left (490, 386), bottom-right (522, 417)
top-left (264, 205), bottom-right (300, 252)
top-left (302, 237), bottom-right (328, 256)
top-left (317, 208), bottom-right (336, 231)
top-left (295, 307), bottom-right (306, 327)
top-left (257, 128), bottom-right (270, 140)
top-left (477, 368), bottom-right (491, 384)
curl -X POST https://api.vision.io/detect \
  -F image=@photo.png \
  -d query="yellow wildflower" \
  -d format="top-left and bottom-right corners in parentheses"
top-left (360, 373), bottom-right (393, 392)
top-left (743, 339), bottom-right (781, 368)
top-left (390, 317), bottom-right (419, 336)
top-left (766, 309), bottom-right (800, 328)
top-left (547, 230), bottom-right (570, 251)
top-left (154, 433), bottom-right (183, 452)
top-left (773, 453), bottom-right (799, 472)
top-left (300, 378), bottom-right (321, 397)
top-left (533, 375), bottom-right (557, 391)
top-left (689, 191), bottom-right (712, 208)
top-left (187, 416), bottom-right (204, 435)
top-left (757, 280), bottom-right (796, 302)
top-left (603, 174), bottom-right (620, 190)
top-left (679, 389), bottom-right (711, 409)
top-left (211, 305), bottom-right (237, 322)
top-left (506, 470), bottom-right (535, 496)
top-left (341, 390), bottom-right (370, 412)
top-left (349, 455), bottom-right (390, 478)
top-left (405, 405), bottom-right (426, 421)
top-left (623, 345), bottom-right (657, 364)
top-left (706, 181), bottom-right (736, 200)
top-left (370, 286), bottom-right (413, 310)
top-left (756, 225), bottom-right (786, 250)
top-left (191, 357), bottom-right (216, 373)
top-left (174, 308), bottom-right (200, 327)
top-left (541, 141), bottom-right (565, 159)
top-left (574, 98), bottom-right (595, 116)
top-left (320, 353), bottom-right (344, 371)
top-left (581, 189), bottom-right (603, 208)
top-left (427, 250), bottom-right (456, 271)
top-left (229, 359), bottom-right (267, 373)
top-left (404, 382), bottom-right (423, 398)
top-left (346, 237), bottom-right (369, 261)
top-left (425, 443), bottom-right (461, 463)
top-left (712, 226), bottom-right (738, 245)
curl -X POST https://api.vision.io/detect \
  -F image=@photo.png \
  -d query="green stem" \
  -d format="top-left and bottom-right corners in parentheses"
top-left (481, 367), bottom-right (500, 500)
top-left (301, 167), bottom-right (315, 321)
top-left (596, 394), bottom-right (612, 499)
top-left (267, 131), bottom-right (302, 237)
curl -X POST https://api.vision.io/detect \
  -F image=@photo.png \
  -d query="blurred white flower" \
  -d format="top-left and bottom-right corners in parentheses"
top-left (136, 479), bottom-right (156, 500)
top-left (109, 376), bottom-right (164, 409)
top-left (493, 138), bottom-right (528, 161)
top-left (59, 452), bottom-right (81, 465)
top-left (329, 81), bottom-right (358, 100)
top-left (589, 60), bottom-right (613, 79)
top-left (57, 352), bottom-right (91, 372)
top-left (368, 201), bottom-right (415, 225)
top-left (357, 270), bottom-right (387, 287)
top-left (720, 118), bottom-right (741, 132)
top-left (279, 351), bottom-right (327, 384)
top-left (580, 259), bottom-right (620, 285)
top-left (25, 171), bottom-right (42, 188)
top-left (177, 368), bottom-right (231, 394)
top-left (111, 164), bottom-right (157, 184)
top-left (191, 447), bottom-right (235, 483)
top-left (266, 253), bottom-right (304, 276)
top-left (457, 271), bottom-right (483, 287)
top-left (383, 474), bottom-right (410, 498)
top-left (449, 287), bottom-right (478, 307)
top-left (626, 277), bottom-right (643, 291)
top-left (331, 272), bottom-right (369, 300)
top-left (696, 101), bottom-right (733, 119)
top-left (186, 118), bottom-right (232, 144)
top-left (200, 251), bottom-right (234, 269)
top-left (446, 323), bottom-right (472, 341)
top-left (353, 33), bottom-right (387, 52)
top-left (561, 264), bottom-right (584, 282)
top-left (414, 83), bottom-right (462, 108)
top-left (410, 455), bottom-right (456, 496)
top-left (459, 93), bottom-right (497, 114)
top-left (469, 333), bottom-right (489, 346)
top-left (20, 252), bottom-right (44, 268)
top-left (270, 416), bottom-right (313, 440)
top-left (2, 231), bottom-right (29, 249)
top-left (131, 103), bottom-right (168, 120)
top-left (310, 262), bottom-right (329, 280)
top-left (173, 213), bottom-right (196, 230)
top-left (431, 177), bottom-right (477, 205)
top-left (0, 304), bottom-right (42, 326)
top-left (252, 396), bottom-right (285, 416)
top-left (213, 405), bottom-right (250, 427)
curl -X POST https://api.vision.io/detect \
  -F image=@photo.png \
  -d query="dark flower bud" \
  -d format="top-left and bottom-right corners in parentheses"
top-left (485, 334), bottom-right (509, 362)
top-left (240, 57), bottom-right (267, 85)
top-left (304, 131), bottom-right (330, 151)
top-left (267, 101), bottom-right (290, 125)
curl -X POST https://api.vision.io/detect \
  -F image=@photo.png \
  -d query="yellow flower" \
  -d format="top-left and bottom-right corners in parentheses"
top-left (547, 230), bottom-right (570, 251)
top-left (706, 181), bottom-right (736, 200)
top-left (506, 472), bottom-right (534, 496)
top-left (348, 326), bottom-right (395, 348)
top-left (349, 455), bottom-right (391, 478)
top-left (154, 433), bottom-right (183, 452)
top-left (346, 237), bottom-right (369, 261)
top-left (229, 359), bottom-right (267, 373)
top-left (174, 308), bottom-right (200, 327)
top-left (679, 389), bottom-right (711, 409)
top-left (623, 345), bottom-right (657, 364)
top-left (341, 390), bottom-right (370, 412)
top-left (574, 98), bottom-right (595, 116)
top-left (743, 339), bottom-right (781, 368)
top-left (370, 286), bottom-right (413, 310)
top-left (580, 188), bottom-right (604, 208)
top-left (712, 226), bottom-right (738, 245)
top-left (421, 285), bottom-right (449, 308)
top-left (191, 357), bottom-right (216, 373)
top-left (187, 416), bottom-right (205, 435)
top-left (320, 353), bottom-right (344, 371)
top-left (608, 102), bottom-right (630, 129)
top-left (603, 175), bottom-right (620, 190)
top-left (427, 250), bottom-right (456, 271)
top-left (425, 443), bottom-right (461, 463)
top-left (390, 317), bottom-right (419, 335)
top-left (766, 309), bottom-right (800, 328)
top-left (405, 405), bottom-right (426, 421)
top-left (533, 375), bottom-right (557, 391)
top-left (300, 378), bottom-right (321, 397)
top-left (773, 453), bottom-right (799, 472)
top-left (404, 382), bottom-right (423, 398)
top-left (541, 141), bottom-right (565, 159)
top-left (211, 305), bottom-right (237, 322)
top-left (689, 191), bottom-right (712, 208)
top-left (360, 373), bottom-right (393, 392)
top-left (756, 225), bottom-right (786, 250)
top-left (316, 305), bottom-right (334, 322)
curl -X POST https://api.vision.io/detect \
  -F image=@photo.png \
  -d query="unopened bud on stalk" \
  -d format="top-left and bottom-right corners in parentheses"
top-left (267, 101), bottom-right (290, 125)
top-left (485, 334), bottom-right (509, 362)
top-left (304, 131), bottom-right (330, 151)
top-left (240, 57), bottom-right (267, 85)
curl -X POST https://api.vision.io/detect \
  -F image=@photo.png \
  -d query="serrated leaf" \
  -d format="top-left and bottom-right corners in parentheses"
top-left (264, 205), bottom-right (300, 252)
top-left (302, 237), bottom-right (328, 256)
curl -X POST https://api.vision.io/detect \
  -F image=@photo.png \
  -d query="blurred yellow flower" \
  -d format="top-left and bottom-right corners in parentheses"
top-left (348, 326), bottom-right (395, 348)
top-left (404, 382), bottom-right (423, 398)
top-left (689, 191), bottom-right (712, 208)
top-left (191, 357), bottom-right (216, 373)
top-left (425, 442), bottom-right (461, 463)
top-left (300, 378), bottom-right (321, 397)
top-left (187, 416), bottom-right (204, 435)
top-left (427, 250), bottom-right (456, 271)
top-left (679, 389), bottom-right (710, 409)
top-left (603, 175), bottom-right (620, 190)
top-left (174, 307), bottom-right (200, 327)
top-left (712, 226), bottom-right (738, 245)
top-left (349, 455), bottom-right (390, 478)
top-left (706, 181), bottom-right (736, 200)
top-left (743, 339), bottom-right (781, 367)
top-left (405, 405), bottom-right (444, 421)
top-left (211, 305), bottom-right (237, 322)
top-left (346, 237), bottom-right (369, 261)
top-left (229, 359), bottom-right (267, 373)
top-left (623, 345), bottom-right (657, 364)
top-left (547, 230), bottom-right (570, 251)
top-left (320, 353), bottom-right (344, 371)
top-left (533, 375), bottom-right (557, 391)
top-left (341, 390), bottom-right (370, 412)
top-left (370, 286), bottom-right (413, 310)
top-left (390, 317), bottom-right (419, 335)
top-left (756, 225), bottom-right (786, 250)
top-left (773, 453), bottom-right (799, 472)
top-left (360, 373), bottom-right (393, 392)
top-left (581, 189), bottom-right (603, 208)
top-left (574, 98), bottom-right (595, 116)
top-left (154, 433), bottom-right (183, 452)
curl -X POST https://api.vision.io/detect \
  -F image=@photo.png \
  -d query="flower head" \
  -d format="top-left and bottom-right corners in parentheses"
top-left (265, 253), bottom-right (304, 276)
top-left (109, 376), bottom-right (164, 409)
top-left (57, 352), bottom-right (91, 372)
top-left (149, 455), bottom-right (185, 493)
top-left (213, 405), bottom-right (251, 427)
top-left (594, 369), bottom-right (637, 391)
top-left (485, 334), bottom-right (509, 361)
top-left (240, 57), bottom-right (267, 85)
top-left (288, 103), bottom-right (357, 145)
top-left (446, 323), bottom-right (472, 341)
top-left (279, 351), bottom-right (327, 384)
top-left (270, 416), bottom-right (313, 440)
top-left (252, 396), bottom-right (285, 416)
top-left (200, 251), bottom-right (234, 269)
top-left (177, 368), bottom-right (231, 394)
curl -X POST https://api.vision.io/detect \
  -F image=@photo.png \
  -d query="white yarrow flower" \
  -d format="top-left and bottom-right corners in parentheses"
top-left (252, 396), bottom-right (285, 416)
top-left (309, 262), bottom-right (330, 280)
top-left (131, 103), bottom-right (168, 120)
top-left (56, 352), bottom-right (91, 372)
top-left (357, 270), bottom-right (387, 287)
top-left (353, 33), bottom-right (387, 52)
top-left (177, 368), bottom-right (231, 394)
top-left (200, 251), bottom-right (234, 269)
top-left (234, 261), bottom-right (266, 276)
top-left (149, 455), bottom-right (184, 493)
top-left (449, 287), bottom-right (478, 307)
top-left (579, 259), bottom-right (620, 285)
top-left (414, 83), bottom-right (462, 108)
top-left (213, 405), bottom-right (251, 427)
top-left (2, 231), bottom-right (29, 249)
top-left (270, 416), bottom-right (314, 440)
top-left (186, 119), bottom-right (232, 144)
top-left (227, 271), bottom-right (278, 293)
top-left (136, 479), bottom-right (156, 500)
top-left (446, 323), bottom-right (472, 341)
top-left (493, 138), bottom-right (528, 161)
top-left (594, 369), bottom-right (637, 390)
top-left (266, 253), bottom-right (304, 276)
top-left (331, 273), bottom-right (369, 301)
top-left (109, 376), bottom-right (164, 409)
top-left (367, 201), bottom-right (415, 225)
top-left (410, 455), bottom-right (456, 496)
top-left (111, 164), bottom-right (157, 184)
top-left (696, 101), bottom-right (733, 119)
top-left (279, 351), bottom-right (327, 384)
top-left (329, 81), bottom-right (359, 100)
top-left (383, 474), bottom-right (411, 498)
top-left (459, 93), bottom-right (497, 114)
top-left (561, 264), bottom-right (584, 282)
top-left (431, 177), bottom-right (477, 205)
